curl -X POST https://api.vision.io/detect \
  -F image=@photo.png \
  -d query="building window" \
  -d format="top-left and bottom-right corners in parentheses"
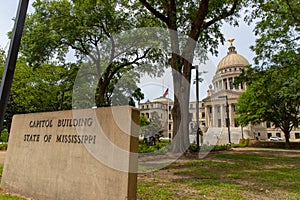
top-left (276, 132), bottom-right (281, 137)
top-left (146, 105), bottom-right (149, 109)
top-left (266, 122), bottom-right (271, 128)
top-left (240, 83), bottom-right (244, 90)
top-left (209, 107), bottom-right (212, 113)
top-left (169, 124), bottom-right (172, 131)
top-left (233, 104), bottom-right (237, 111)
top-left (295, 133), bottom-right (300, 139)
top-left (202, 103), bottom-right (204, 108)
top-left (218, 119), bottom-right (221, 127)
top-left (217, 106), bottom-right (221, 113)
top-left (229, 79), bottom-right (233, 90)
top-left (224, 81), bottom-right (228, 90)
top-left (202, 112), bottom-right (205, 118)
top-left (258, 132), bottom-right (261, 137)
top-left (268, 133), bottom-right (272, 138)
top-left (169, 114), bottom-right (172, 120)
top-left (235, 83), bottom-right (239, 90)
top-left (190, 103), bottom-right (193, 108)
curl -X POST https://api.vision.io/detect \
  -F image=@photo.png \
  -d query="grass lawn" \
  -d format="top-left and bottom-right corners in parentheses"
top-left (0, 148), bottom-right (299, 199)
top-left (137, 148), bottom-right (300, 200)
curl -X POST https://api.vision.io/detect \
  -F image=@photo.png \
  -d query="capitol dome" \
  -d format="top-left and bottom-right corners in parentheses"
top-left (217, 45), bottom-right (249, 72)
top-left (210, 41), bottom-right (249, 94)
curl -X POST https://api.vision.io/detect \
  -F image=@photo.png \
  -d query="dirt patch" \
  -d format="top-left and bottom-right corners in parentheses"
top-left (229, 147), bottom-right (300, 157)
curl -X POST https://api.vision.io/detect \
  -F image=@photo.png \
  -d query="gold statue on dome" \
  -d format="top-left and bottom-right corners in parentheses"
top-left (227, 38), bottom-right (235, 46)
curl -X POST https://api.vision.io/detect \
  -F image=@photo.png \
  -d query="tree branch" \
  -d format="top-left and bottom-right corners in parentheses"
top-left (190, 0), bottom-right (209, 40)
top-left (99, 48), bottom-right (151, 99)
top-left (203, 0), bottom-right (239, 29)
top-left (139, 0), bottom-right (168, 24)
top-left (285, 0), bottom-right (300, 25)
top-left (108, 48), bottom-right (151, 81)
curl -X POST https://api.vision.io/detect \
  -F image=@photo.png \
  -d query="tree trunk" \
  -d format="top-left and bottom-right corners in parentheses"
top-left (283, 130), bottom-right (291, 149)
top-left (96, 80), bottom-right (108, 107)
top-left (170, 68), bottom-right (191, 153)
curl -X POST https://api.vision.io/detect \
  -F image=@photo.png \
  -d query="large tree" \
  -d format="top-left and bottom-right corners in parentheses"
top-left (0, 58), bottom-right (77, 129)
top-left (236, 0), bottom-right (300, 148)
top-left (236, 66), bottom-right (300, 148)
top-left (138, 0), bottom-right (246, 152)
top-left (141, 111), bottom-right (163, 140)
top-left (21, 0), bottom-right (162, 107)
top-left (248, 0), bottom-right (299, 66)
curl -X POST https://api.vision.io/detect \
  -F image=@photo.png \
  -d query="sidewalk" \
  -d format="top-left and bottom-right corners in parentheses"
top-left (231, 147), bottom-right (300, 157)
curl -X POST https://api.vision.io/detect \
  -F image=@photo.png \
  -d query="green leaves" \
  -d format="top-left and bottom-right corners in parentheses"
top-left (249, 0), bottom-right (300, 66)
top-left (21, 0), bottom-right (169, 107)
top-left (236, 66), bottom-right (300, 141)
top-left (21, 0), bottom-right (134, 65)
top-left (239, 0), bottom-right (299, 144)
top-left (2, 60), bottom-right (78, 114)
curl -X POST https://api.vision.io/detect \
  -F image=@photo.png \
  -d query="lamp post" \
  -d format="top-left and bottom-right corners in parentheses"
top-left (192, 65), bottom-right (207, 149)
top-left (192, 65), bottom-right (200, 149)
top-left (218, 95), bottom-right (231, 144)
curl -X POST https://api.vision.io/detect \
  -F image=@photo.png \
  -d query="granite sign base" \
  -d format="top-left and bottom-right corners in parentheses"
top-left (1, 106), bottom-right (139, 200)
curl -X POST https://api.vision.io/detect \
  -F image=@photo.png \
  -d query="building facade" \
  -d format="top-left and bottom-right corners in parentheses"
top-left (138, 96), bottom-right (173, 139)
top-left (189, 43), bottom-right (300, 143)
top-left (139, 43), bottom-right (300, 143)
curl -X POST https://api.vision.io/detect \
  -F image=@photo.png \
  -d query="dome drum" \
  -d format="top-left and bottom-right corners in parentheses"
top-left (216, 46), bottom-right (249, 73)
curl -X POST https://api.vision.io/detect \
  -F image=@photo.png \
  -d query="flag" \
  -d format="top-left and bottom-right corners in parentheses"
top-left (163, 88), bottom-right (169, 97)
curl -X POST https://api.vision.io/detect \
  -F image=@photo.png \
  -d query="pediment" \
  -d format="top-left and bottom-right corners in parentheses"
top-left (202, 89), bottom-right (243, 105)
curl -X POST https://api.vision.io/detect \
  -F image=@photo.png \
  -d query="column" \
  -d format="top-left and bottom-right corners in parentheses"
top-left (220, 80), bottom-right (224, 90)
top-left (227, 79), bottom-right (230, 90)
top-left (205, 106), bottom-right (208, 127)
top-left (233, 77), bottom-right (236, 90)
top-left (229, 104), bottom-right (234, 127)
top-left (220, 104), bottom-right (224, 127)
top-left (212, 105), bottom-right (216, 127)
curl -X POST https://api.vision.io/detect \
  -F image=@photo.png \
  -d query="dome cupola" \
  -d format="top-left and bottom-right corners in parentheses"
top-left (216, 39), bottom-right (249, 73)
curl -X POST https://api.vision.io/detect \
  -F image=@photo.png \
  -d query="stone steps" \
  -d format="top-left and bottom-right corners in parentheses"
top-left (201, 127), bottom-right (249, 145)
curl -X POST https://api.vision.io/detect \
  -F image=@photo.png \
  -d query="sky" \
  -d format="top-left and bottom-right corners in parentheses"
top-left (0, 1), bottom-right (34, 50)
top-left (0, 1), bottom-right (257, 102)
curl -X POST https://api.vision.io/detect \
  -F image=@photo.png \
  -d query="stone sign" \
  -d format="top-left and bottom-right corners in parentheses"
top-left (1, 106), bottom-right (139, 200)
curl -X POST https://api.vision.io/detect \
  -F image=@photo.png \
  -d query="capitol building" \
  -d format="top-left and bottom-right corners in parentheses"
top-left (139, 43), bottom-right (300, 144)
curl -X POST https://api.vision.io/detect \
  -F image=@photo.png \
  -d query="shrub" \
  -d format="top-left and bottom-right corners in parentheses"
top-left (231, 138), bottom-right (250, 148)
top-left (0, 129), bottom-right (9, 143)
top-left (138, 139), bottom-right (169, 154)
top-left (0, 143), bottom-right (8, 150)
top-left (190, 144), bottom-right (231, 152)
